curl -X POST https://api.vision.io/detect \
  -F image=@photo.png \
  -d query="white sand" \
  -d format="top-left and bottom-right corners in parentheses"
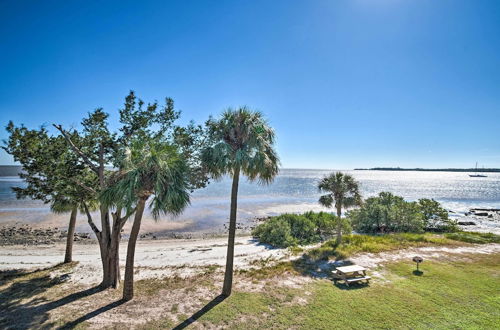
top-left (0, 236), bottom-right (294, 285)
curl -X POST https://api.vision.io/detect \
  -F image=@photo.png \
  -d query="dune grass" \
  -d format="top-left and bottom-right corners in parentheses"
top-left (305, 231), bottom-right (500, 261)
top-left (444, 231), bottom-right (500, 244)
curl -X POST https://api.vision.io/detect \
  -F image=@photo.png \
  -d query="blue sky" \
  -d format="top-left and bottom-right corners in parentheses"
top-left (1, 0), bottom-right (499, 169)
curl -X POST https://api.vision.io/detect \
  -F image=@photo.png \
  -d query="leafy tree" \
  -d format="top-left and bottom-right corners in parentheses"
top-left (318, 172), bottom-right (362, 244)
top-left (3, 123), bottom-right (96, 263)
top-left (304, 211), bottom-right (349, 238)
top-left (348, 192), bottom-right (455, 233)
top-left (348, 192), bottom-right (424, 233)
top-left (418, 198), bottom-right (457, 231)
top-left (53, 91), bottom-right (207, 289)
top-left (202, 107), bottom-right (279, 296)
top-left (101, 138), bottom-right (190, 301)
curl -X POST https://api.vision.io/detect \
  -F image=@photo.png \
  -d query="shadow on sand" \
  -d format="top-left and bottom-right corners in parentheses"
top-left (59, 299), bottom-right (126, 329)
top-left (0, 264), bottom-right (106, 329)
top-left (172, 294), bottom-right (227, 330)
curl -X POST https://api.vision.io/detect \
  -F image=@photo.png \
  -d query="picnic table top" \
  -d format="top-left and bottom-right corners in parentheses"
top-left (335, 265), bottom-right (366, 274)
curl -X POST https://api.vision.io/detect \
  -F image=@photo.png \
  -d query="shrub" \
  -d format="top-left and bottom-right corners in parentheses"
top-left (418, 198), bottom-right (458, 232)
top-left (252, 212), bottom-right (346, 247)
top-left (349, 192), bottom-right (456, 233)
top-left (252, 216), bottom-right (297, 248)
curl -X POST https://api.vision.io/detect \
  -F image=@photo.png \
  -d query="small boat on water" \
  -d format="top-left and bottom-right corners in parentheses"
top-left (469, 162), bottom-right (487, 177)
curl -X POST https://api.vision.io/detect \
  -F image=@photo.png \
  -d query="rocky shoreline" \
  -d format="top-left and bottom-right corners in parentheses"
top-left (1, 210), bottom-right (499, 246)
top-left (0, 225), bottom-right (93, 246)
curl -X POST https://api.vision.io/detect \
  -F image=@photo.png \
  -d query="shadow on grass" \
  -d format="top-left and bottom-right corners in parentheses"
top-left (413, 270), bottom-right (424, 276)
top-left (0, 264), bottom-right (103, 329)
top-left (333, 281), bottom-right (370, 290)
top-left (172, 294), bottom-right (227, 330)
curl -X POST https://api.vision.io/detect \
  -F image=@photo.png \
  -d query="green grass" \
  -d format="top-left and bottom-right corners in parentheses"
top-left (445, 231), bottom-right (500, 244)
top-left (305, 232), bottom-right (500, 261)
top-left (195, 253), bottom-right (500, 329)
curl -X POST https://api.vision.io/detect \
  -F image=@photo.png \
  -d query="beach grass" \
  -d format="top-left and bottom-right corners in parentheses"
top-left (305, 231), bottom-right (500, 261)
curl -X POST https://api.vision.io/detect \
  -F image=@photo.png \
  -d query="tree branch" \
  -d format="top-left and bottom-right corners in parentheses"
top-left (83, 202), bottom-right (101, 237)
top-left (69, 177), bottom-right (97, 195)
top-left (118, 207), bottom-right (136, 230)
top-left (53, 124), bottom-right (99, 174)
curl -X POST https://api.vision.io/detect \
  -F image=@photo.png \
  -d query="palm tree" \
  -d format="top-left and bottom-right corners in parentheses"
top-left (101, 138), bottom-right (190, 301)
top-left (318, 172), bottom-right (362, 244)
top-left (202, 107), bottom-right (279, 296)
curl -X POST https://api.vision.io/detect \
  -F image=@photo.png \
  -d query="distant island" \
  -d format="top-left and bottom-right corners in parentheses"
top-left (354, 167), bottom-right (500, 173)
top-left (0, 165), bottom-right (22, 176)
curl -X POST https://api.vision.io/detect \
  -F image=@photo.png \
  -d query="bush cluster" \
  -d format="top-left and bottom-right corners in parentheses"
top-left (349, 192), bottom-right (458, 233)
top-left (252, 211), bottom-right (350, 248)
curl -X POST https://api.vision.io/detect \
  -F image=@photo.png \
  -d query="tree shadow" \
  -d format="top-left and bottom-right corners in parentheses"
top-left (172, 294), bottom-right (227, 330)
top-left (412, 270), bottom-right (424, 276)
top-left (290, 254), bottom-right (355, 279)
top-left (59, 299), bottom-right (126, 329)
top-left (0, 264), bottom-right (103, 329)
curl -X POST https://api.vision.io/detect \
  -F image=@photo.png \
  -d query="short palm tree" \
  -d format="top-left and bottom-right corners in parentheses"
top-left (202, 107), bottom-right (279, 296)
top-left (318, 172), bottom-right (362, 244)
top-left (101, 138), bottom-right (190, 301)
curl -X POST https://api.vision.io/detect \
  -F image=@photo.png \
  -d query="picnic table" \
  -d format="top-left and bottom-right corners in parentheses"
top-left (332, 265), bottom-right (371, 286)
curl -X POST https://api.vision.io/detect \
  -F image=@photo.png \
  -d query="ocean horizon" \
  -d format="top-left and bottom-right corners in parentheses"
top-left (1, 168), bottom-right (499, 235)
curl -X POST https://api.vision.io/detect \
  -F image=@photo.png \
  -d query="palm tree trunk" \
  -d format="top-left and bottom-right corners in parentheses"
top-left (336, 204), bottom-right (342, 244)
top-left (123, 198), bottom-right (147, 301)
top-left (63, 205), bottom-right (78, 263)
top-left (222, 166), bottom-right (240, 297)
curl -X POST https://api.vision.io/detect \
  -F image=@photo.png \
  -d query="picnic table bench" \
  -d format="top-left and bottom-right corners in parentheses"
top-left (332, 265), bottom-right (371, 286)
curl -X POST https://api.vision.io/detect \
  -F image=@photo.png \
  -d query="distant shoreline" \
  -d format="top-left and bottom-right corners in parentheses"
top-left (354, 167), bottom-right (500, 173)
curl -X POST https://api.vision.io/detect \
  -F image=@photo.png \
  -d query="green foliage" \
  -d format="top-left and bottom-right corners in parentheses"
top-left (418, 198), bottom-right (458, 231)
top-left (305, 231), bottom-right (500, 262)
top-left (3, 122), bottom-right (96, 212)
top-left (252, 212), bottom-right (348, 248)
top-left (202, 107), bottom-right (280, 183)
top-left (349, 192), bottom-right (456, 233)
top-left (318, 172), bottom-right (362, 214)
top-left (101, 138), bottom-right (191, 219)
top-left (348, 192), bottom-right (455, 233)
top-left (305, 233), bottom-right (458, 261)
top-left (444, 231), bottom-right (500, 244)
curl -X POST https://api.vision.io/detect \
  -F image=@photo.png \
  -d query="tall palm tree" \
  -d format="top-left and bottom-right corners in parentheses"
top-left (101, 138), bottom-right (190, 301)
top-left (318, 172), bottom-right (362, 244)
top-left (202, 107), bottom-right (279, 296)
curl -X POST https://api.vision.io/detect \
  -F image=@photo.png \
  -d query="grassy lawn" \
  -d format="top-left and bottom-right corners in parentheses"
top-left (195, 253), bottom-right (500, 329)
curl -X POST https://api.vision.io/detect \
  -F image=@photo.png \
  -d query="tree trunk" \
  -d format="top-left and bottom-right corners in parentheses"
top-left (93, 208), bottom-right (121, 289)
top-left (222, 166), bottom-right (240, 297)
top-left (122, 198), bottom-right (147, 301)
top-left (99, 242), bottom-right (121, 289)
top-left (336, 204), bottom-right (342, 244)
top-left (63, 205), bottom-right (78, 263)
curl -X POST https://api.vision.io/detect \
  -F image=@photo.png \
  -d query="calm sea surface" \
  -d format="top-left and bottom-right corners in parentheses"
top-left (1, 169), bottom-right (499, 234)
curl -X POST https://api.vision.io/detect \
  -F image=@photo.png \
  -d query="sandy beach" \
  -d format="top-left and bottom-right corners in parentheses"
top-left (0, 236), bottom-right (298, 285)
